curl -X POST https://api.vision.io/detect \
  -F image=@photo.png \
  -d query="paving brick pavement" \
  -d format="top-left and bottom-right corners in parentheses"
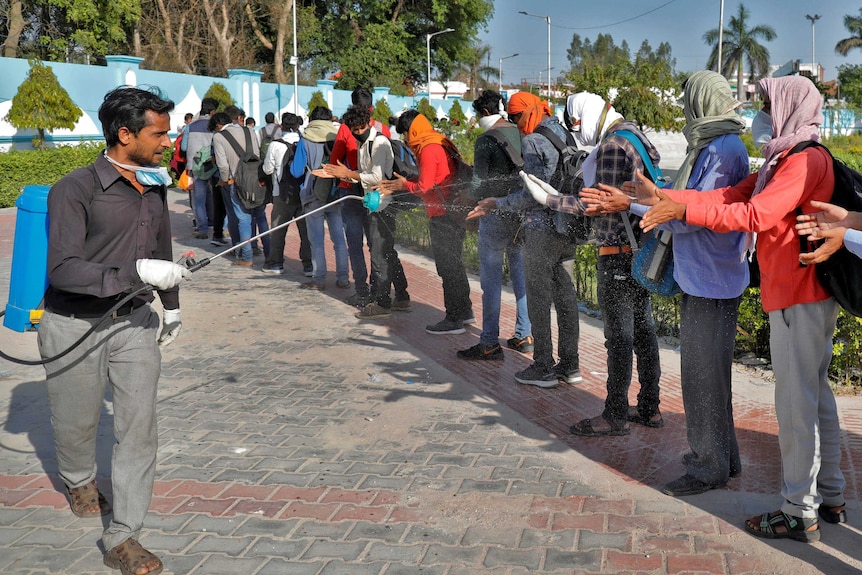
top-left (0, 190), bottom-right (861, 574)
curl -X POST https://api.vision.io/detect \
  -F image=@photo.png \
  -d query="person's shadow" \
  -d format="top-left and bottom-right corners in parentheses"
top-left (2, 377), bottom-right (115, 527)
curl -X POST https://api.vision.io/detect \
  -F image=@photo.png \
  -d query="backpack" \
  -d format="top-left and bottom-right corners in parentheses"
top-left (274, 138), bottom-right (303, 203)
top-left (190, 144), bottom-right (217, 180)
top-left (615, 129), bottom-right (681, 298)
top-left (533, 125), bottom-right (591, 242)
top-left (220, 127), bottom-right (267, 210)
top-left (790, 141), bottom-right (862, 317)
top-left (259, 125), bottom-right (278, 160)
top-left (388, 138), bottom-right (420, 181)
top-left (435, 143), bottom-right (477, 232)
top-left (290, 137), bottom-right (338, 205)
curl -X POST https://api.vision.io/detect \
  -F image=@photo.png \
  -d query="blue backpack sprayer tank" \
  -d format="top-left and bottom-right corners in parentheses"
top-left (0, 188), bottom-right (390, 364)
top-left (4, 185), bottom-right (50, 332)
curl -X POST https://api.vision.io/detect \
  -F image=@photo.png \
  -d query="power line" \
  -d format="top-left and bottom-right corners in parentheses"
top-left (553, 0), bottom-right (681, 31)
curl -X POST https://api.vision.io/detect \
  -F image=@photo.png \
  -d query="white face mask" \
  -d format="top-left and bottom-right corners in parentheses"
top-left (751, 111), bottom-right (774, 148)
top-left (478, 114), bottom-right (500, 131)
top-left (104, 152), bottom-right (172, 186)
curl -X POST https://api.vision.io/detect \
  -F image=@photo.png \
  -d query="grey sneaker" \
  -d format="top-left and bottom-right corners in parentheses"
top-left (261, 263), bottom-right (284, 274)
top-left (426, 318), bottom-right (466, 335)
top-left (355, 303), bottom-right (392, 320)
top-left (555, 363), bottom-right (583, 384)
top-left (514, 363), bottom-right (559, 388)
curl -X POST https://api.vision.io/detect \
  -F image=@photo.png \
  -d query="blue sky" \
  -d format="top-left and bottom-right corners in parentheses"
top-left (478, 0), bottom-right (860, 86)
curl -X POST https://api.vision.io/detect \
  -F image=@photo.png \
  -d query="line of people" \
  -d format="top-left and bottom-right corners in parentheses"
top-left (183, 75), bottom-right (847, 545)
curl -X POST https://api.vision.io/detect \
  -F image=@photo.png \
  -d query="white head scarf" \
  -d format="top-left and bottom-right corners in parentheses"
top-left (566, 92), bottom-right (624, 147)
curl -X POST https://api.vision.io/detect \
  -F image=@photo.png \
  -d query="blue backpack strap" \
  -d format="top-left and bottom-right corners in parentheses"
top-left (613, 129), bottom-right (663, 185)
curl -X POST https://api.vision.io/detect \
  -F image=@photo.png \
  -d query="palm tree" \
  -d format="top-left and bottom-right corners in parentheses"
top-left (836, 8), bottom-right (862, 56)
top-left (703, 3), bottom-right (776, 101)
top-left (453, 43), bottom-right (498, 100)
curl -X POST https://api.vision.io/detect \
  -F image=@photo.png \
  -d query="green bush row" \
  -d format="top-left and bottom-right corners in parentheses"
top-left (0, 142), bottom-right (104, 207)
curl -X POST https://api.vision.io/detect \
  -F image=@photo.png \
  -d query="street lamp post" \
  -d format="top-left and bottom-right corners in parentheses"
top-left (291, 0), bottom-right (298, 114)
top-left (426, 28), bottom-right (455, 99)
top-left (805, 14), bottom-right (821, 81)
top-left (717, 0), bottom-right (724, 73)
top-left (498, 53), bottom-right (518, 93)
top-left (519, 11), bottom-right (551, 97)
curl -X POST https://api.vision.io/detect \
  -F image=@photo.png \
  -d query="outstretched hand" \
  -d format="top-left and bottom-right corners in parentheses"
top-left (579, 183), bottom-right (632, 215)
top-left (377, 172), bottom-right (408, 195)
top-left (519, 171), bottom-right (559, 206)
top-left (467, 197), bottom-right (497, 220)
top-left (639, 189), bottom-right (686, 232)
top-left (795, 200), bottom-right (851, 239)
top-left (620, 170), bottom-right (661, 205)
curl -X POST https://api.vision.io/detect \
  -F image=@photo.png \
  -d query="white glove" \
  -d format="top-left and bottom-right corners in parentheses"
top-left (136, 259), bottom-right (191, 290)
top-left (519, 170), bottom-right (560, 206)
top-left (158, 309), bottom-right (182, 347)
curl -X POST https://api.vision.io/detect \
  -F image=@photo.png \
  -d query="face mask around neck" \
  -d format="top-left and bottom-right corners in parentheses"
top-left (751, 111), bottom-right (774, 148)
top-left (478, 114), bottom-right (501, 131)
top-left (104, 152), bottom-right (172, 186)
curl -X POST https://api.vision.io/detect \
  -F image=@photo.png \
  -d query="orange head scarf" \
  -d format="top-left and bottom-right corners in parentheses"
top-left (507, 92), bottom-right (552, 135)
top-left (405, 113), bottom-right (456, 157)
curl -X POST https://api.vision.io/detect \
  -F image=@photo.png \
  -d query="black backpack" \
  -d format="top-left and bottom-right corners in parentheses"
top-left (220, 127), bottom-right (267, 210)
top-left (533, 125), bottom-right (591, 242)
top-left (274, 138), bottom-right (303, 203)
top-left (791, 141), bottom-right (862, 317)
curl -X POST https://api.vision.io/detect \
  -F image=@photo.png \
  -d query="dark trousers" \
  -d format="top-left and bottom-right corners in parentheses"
top-left (342, 196), bottom-right (373, 297)
top-left (267, 194), bottom-right (310, 267)
top-left (596, 252), bottom-right (661, 422)
top-left (211, 177), bottom-right (226, 238)
top-left (522, 227), bottom-right (579, 370)
top-left (428, 214), bottom-right (472, 320)
top-left (680, 293), bottom-right (741, 484)
top-left (369, 207), bottom-right (408, 308)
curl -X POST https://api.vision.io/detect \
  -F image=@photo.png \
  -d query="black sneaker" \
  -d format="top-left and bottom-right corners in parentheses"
top-left (303, 264), bottom-right (313, 277)
top-left (514, 363), bottom-right (558, 388)
top-left (426, 318), bottom-right (466, 335)
top-left (210, 236), bottom-right (229, 246)
top-left (457, 343), bottom-right (503, 361)
top-left (555, 363), bottom-right (583, 384)
top-left (459, 311), bottom-right (476, 325)
top-left (506, 335), bottom-right (534, 353)
top-left (346, 293), bottom-right (370, 308)
top-left (261, 263), bottom-right (284, 274)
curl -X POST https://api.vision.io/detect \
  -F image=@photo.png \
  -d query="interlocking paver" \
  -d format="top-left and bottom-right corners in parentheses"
top-left (0, 192), bottom-right (860, 575)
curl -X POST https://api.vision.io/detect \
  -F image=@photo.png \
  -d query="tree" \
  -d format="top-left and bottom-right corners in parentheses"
top-left (703, 3), bottom-right (776, 101)
top-left (2, 0), bottom-right (141, 62)
top-left (372, 98), bottom-right (393, 126)
top-left (567, 41), bottom-right (683, 133)
top-left (307, 91), bottom-right (328, 114)
top-left (836, 8), bottom-right (862, 57)
top-left (448, 100), bottom-right (467, 125)
top-left (567, 33), bottom-right (630, 75)
top-left (838, 64), bottom-right (862, 109)
top-left (5, 60), bottom-right (81, 150)
top-left (453, 43), bottom-right (497, 100)
top-left (416, 98), bottom-right (436, 122)
top-left (203, 83), bottom-right (234, 110)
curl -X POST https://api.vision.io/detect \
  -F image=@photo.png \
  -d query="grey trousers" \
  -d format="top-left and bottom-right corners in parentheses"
top-left (38, 305), bottom-right (161, 550)
top-left (680, 294), bottom-right (741, 485)
top-left (768, 299), bottom-right (844, 519)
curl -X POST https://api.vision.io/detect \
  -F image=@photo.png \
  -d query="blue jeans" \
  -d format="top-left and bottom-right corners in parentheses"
top-left (192, 176), bottom-right (211, 234)
top-left (341, 195), bottom-right (372, 297)
top-left (596, 252), bottom-right (661, 422)
top-left (478, 212), bottom-right (530, 345)
top-left (227, 184), bottom-right (270, 262)
top-left (305, 200), bottom-right (349, 285)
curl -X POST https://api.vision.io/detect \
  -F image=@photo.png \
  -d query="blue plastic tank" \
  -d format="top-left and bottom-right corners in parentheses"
top-left (4, 185), bottom-right (50, 332)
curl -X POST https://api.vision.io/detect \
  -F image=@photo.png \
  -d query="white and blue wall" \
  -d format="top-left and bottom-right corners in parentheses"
top-left (0, 55), bottom-right (467, 150)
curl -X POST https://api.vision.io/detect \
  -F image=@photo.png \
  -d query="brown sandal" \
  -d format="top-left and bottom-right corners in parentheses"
top-left (68, 480), bottom-right (111, 518)
top-left (104, 538), bottom-right (163, 575)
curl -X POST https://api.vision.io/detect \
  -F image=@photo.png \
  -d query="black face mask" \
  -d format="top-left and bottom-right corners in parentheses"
top-left (353, 128), bottom-right (371, 144)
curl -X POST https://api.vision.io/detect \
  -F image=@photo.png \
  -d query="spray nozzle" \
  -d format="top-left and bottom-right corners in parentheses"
top-left (362, 191), bottom-right (392, 213)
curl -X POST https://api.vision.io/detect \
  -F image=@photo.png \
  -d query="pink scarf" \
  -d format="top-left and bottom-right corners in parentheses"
top-left (753, 76), bottom-right (822, 195)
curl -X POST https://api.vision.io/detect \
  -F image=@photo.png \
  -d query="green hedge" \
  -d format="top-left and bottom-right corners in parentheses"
top-left (0, 142), bottom-right (103, 207)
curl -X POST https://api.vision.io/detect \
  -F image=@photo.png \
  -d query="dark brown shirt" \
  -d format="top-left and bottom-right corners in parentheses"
top-left (44, 153), bottom-right (179, 315)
